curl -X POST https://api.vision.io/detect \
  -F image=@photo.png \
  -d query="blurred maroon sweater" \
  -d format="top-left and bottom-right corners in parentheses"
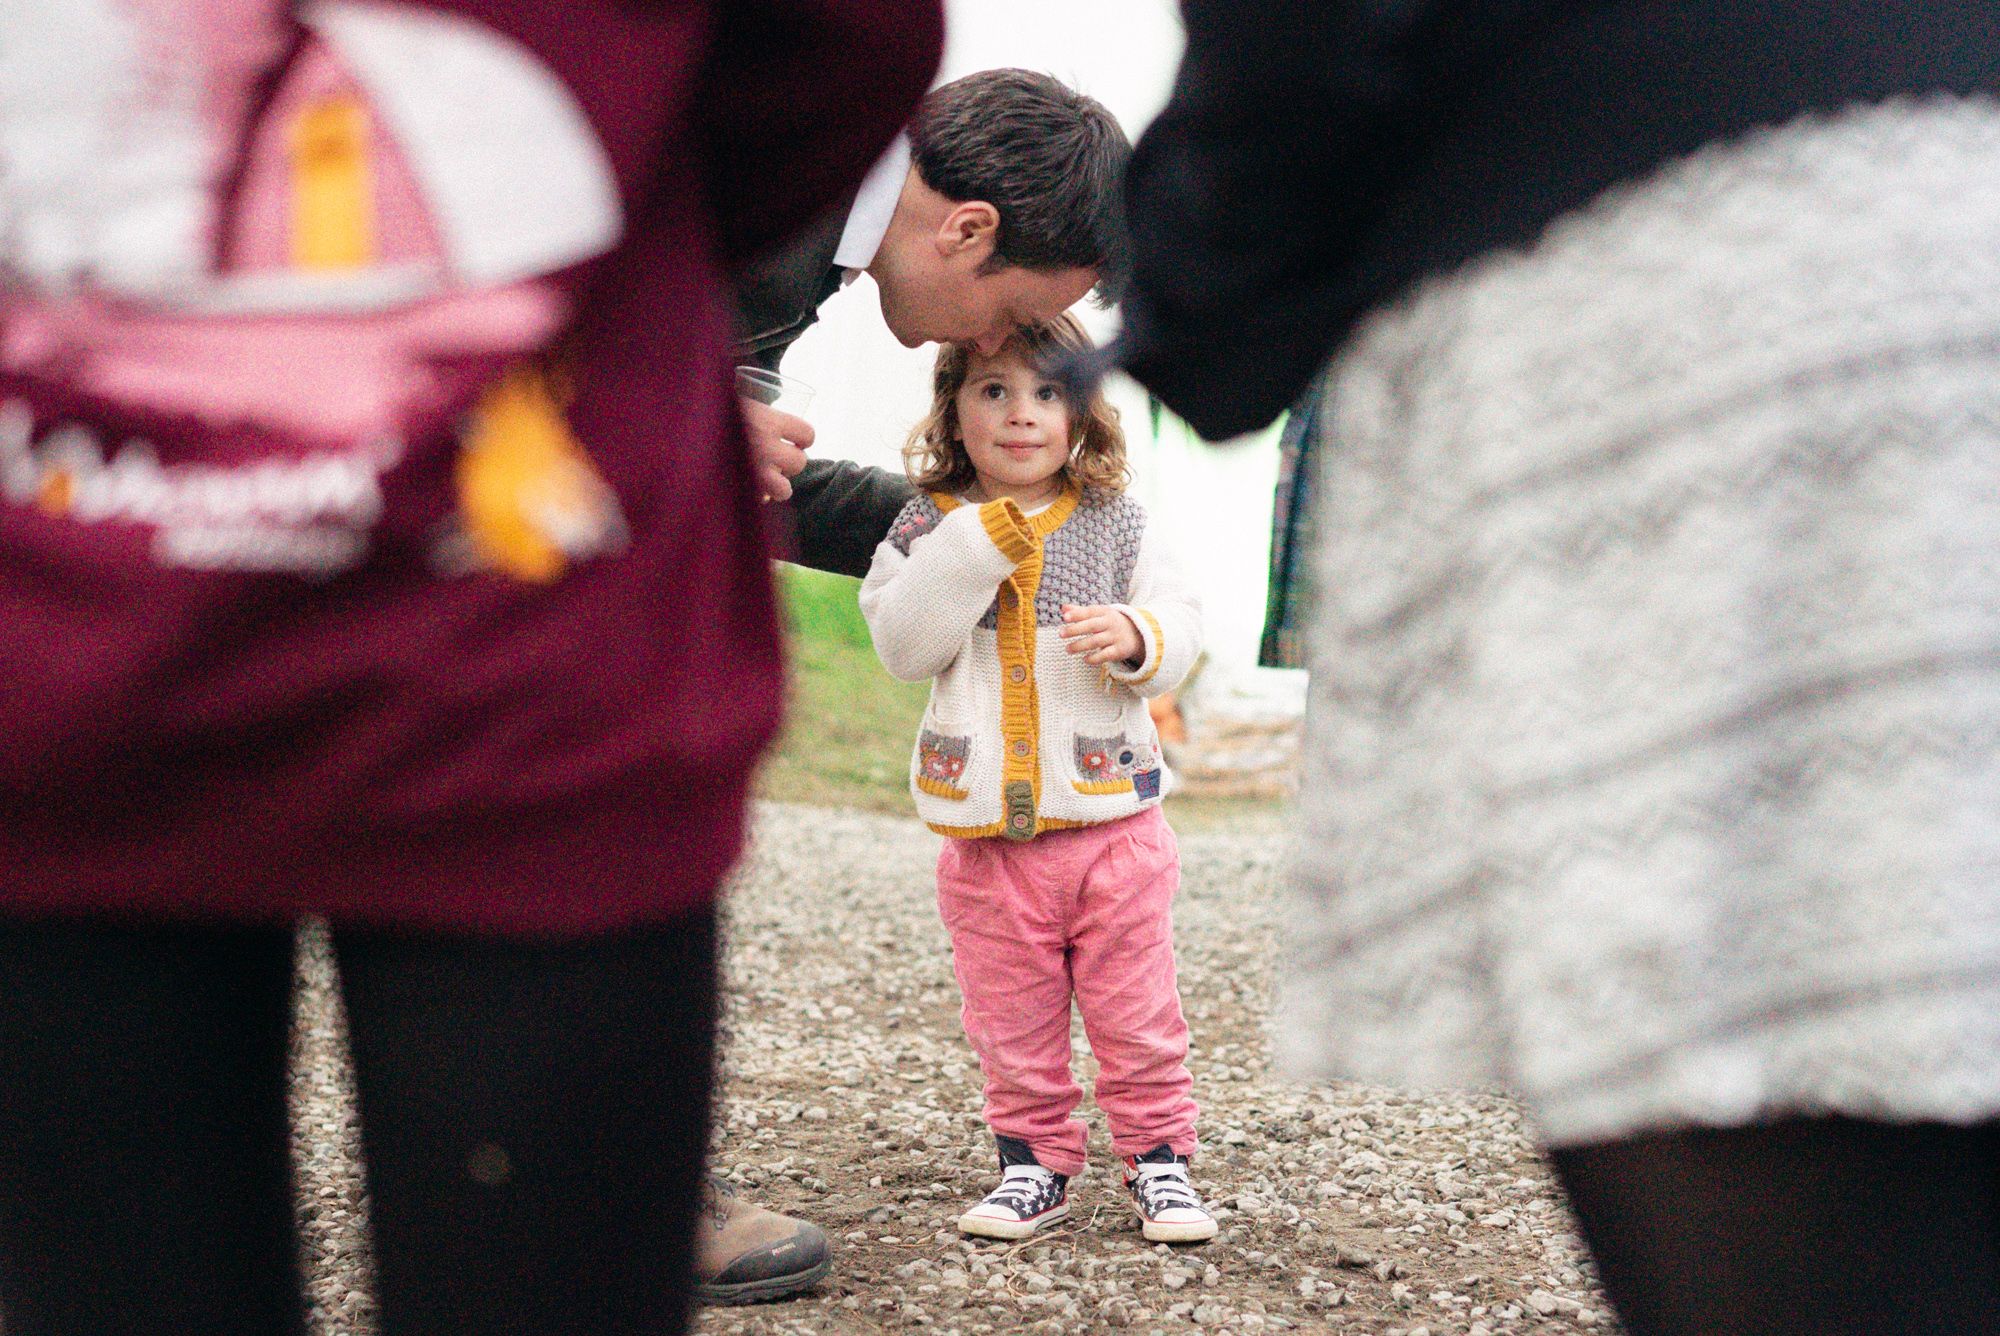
top-left (0, 0), bottom-right (942, 932)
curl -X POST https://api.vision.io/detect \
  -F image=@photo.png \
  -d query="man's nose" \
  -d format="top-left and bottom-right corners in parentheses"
top-left (969, 329), bottom-right (1009, 357)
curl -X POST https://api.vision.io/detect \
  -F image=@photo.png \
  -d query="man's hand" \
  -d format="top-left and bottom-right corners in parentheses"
top-left (740, 397), bottom-right (816, 501)
top-left (1059, 604), bottom-right (1145, 666)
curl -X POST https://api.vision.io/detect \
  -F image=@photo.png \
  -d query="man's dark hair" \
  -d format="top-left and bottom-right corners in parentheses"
top-left (908, 69), bottom-right (1131, 304)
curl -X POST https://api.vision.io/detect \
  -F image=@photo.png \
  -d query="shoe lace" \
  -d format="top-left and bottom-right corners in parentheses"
top-left (986, 1165), bottom-right (1058, 1212)
top-left (1130, 1162), bottom-right (1203, 1213)
top-left (702, 1173), bottom-right (736, 1227)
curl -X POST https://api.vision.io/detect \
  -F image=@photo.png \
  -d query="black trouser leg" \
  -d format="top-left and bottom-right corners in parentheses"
top-left (1551, 1116), bottom-right (2000, 1336)
top-left (0, 918), bottom-right (304, 1336)
top-left (334, 907), bottom-right (719, 1336)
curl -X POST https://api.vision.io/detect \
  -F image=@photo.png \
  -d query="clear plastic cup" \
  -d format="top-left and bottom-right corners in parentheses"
top-left (734, 366), bottom-right (814, 413)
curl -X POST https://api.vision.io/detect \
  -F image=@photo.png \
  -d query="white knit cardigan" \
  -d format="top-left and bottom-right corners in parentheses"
top-left (859, 484), bottom-right (1201, 840)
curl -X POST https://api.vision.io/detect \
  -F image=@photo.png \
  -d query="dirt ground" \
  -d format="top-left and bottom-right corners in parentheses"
top-left (689, 804), bottom-right (1614, 1336)
top-left (287, 800), bottom-right (1618, 1335)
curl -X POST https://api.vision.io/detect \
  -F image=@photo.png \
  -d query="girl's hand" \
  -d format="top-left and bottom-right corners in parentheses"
top-left (1059, 604), bottom-right (1144, 666)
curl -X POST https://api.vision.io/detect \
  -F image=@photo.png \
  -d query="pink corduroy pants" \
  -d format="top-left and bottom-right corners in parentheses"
top-left (935, 806), bottom-right (1198, 1177)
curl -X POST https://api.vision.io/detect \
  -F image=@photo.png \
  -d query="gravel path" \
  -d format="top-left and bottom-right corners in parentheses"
top-left (290, 802), bottom-right (1619, 1335)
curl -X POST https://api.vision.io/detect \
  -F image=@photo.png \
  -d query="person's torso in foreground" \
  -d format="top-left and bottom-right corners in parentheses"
top-left (0, 0), bottom-right (933, 930)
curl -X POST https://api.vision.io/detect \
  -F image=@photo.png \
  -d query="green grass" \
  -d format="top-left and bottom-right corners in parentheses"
top-left (773, 561), bottom-right (877, 651)
top-left (756, 566), bottom-right (931, 813)
top-left (757, 564), bottom-right (1289, 834)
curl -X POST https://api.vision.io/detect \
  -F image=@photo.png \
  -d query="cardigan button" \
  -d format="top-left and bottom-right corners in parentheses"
top-left (1008, 665), bottom-right (1027, 683)
top-left (1012, 739), bottom-right (1031, 757)
top-left (1003, 780), bottom-right (1036, 842)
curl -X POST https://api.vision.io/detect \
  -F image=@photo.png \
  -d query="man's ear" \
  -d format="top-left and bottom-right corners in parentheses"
top-left (935, 201), bottom-right (1000, 262)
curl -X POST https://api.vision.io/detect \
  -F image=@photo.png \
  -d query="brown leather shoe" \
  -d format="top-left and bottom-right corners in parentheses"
top-left (693, 1175), bottom-right (832, 1305)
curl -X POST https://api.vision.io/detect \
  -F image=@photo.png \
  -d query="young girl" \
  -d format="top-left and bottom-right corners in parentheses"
top-left (860, 315), bottom-right (1214, 1244)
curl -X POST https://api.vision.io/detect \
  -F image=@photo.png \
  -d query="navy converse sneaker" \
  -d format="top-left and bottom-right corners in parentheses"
top-left (1124, 1145), bottom-right (1217, 1243)
top-left (958, 1137), bottom-right (1069, 1240)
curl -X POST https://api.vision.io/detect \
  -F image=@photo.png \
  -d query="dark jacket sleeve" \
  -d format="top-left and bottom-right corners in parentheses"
top-left (1120, 0), bottom-right (2000, 443)
top-left (1114, 1), bottom-right (1540, 440)
top-left (782, 457), bottom-right (918, 578)
top-left (734, 213), bottom-right (848, 368)
top-left (694, 1), bottom-right (943, 269)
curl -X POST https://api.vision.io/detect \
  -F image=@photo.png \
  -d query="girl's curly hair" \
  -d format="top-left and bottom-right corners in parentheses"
top-left (902, 313), bottom-right (1128, 495)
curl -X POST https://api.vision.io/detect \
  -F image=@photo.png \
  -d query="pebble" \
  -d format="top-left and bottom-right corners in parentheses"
top-left (285, 806), bottom-right (1613, 1336)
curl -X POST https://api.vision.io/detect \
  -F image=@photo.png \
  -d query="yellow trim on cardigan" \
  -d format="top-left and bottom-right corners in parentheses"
top-left (916, 776), bottom-right (971, 801)
top-left (1124, 606), bottom-right (1168, 687)
top-left (927, 484), bottom-right (1085, 841)
top-left (931, 484), bottom-right (1085, 840)
top-left (1072, 778), bottom-right (1137, 796)
top-left (977, 498), bottom-right (1036, 564)
top-left (928, 484), bottom-right (1079, 536)
top-left (995, 544), bottom-right (1043, 838)
top-left (1027, 485), bottom-right (1081, 537)
top-left (927, 814), bottom-right (1104, 840)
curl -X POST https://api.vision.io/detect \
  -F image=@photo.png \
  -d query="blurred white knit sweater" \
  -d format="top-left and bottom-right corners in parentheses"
top-left (859, 483), bottom-right (1201, 840)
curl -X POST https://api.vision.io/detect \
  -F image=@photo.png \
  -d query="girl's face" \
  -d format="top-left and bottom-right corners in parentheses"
top-left (954, 346), bottom-right (1074, 505)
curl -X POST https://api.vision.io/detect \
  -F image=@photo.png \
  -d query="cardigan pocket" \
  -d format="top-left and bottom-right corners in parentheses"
top-left (915, 727), bottom-right (972, 801)
top-left (1068, 695), bottom-right (1142, 795)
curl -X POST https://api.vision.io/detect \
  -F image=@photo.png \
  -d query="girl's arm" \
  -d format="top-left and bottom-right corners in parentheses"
top-left (859, 497), bottom-right (1037, 682)
top-left (1099, 531), bottom-right (1203, 699)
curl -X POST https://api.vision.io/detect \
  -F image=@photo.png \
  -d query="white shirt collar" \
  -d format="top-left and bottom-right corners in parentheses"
top-left (832, 135), bottom-right (912, 278)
